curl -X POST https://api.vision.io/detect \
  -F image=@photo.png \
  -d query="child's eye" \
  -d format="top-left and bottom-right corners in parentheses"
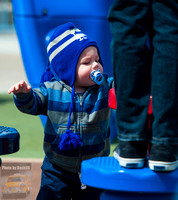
top-left (83, 60), bottom-right (90, 65)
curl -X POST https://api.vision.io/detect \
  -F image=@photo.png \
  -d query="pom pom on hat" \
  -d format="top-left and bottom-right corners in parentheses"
top-left (58, 129), bottom-right (82, 151)
top-left (40, 66), bottom-right (54, 83)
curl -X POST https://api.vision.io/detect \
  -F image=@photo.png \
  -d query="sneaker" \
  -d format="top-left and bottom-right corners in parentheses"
top-left (114, 141), bottom-right (148, 168)
top-left (148, 144), bottom-right (178, 172)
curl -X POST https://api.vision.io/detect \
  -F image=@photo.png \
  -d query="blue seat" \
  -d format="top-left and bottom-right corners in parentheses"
top-left (0, 126), bottom-right (20, 166)
top-left (81, 157), bottom-right (178, 200)
top-left (0, 126), bottom-right (20, 156)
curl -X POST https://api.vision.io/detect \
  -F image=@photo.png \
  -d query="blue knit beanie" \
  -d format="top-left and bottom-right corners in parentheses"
top-left (41, 22), bottom-right (102, 151)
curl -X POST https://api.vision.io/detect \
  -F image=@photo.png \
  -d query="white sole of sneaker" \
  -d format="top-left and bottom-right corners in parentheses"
top-left (148, 160), bottom-right (178, 171)
top-left (114, 151), bottom-right (145, 168)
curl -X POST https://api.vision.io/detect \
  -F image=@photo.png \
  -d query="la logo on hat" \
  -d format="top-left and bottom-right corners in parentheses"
top-left (70, 29), bottom-right (87, 41)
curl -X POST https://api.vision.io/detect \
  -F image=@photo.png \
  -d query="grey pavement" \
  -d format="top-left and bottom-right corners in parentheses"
top-left (0, 33), bottom-right (28, 93)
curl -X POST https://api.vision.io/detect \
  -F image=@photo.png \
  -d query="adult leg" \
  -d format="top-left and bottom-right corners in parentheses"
top-left (108, 0), bottom-right (152, 168)
top-left (149, 0), bottom-right (178, 171)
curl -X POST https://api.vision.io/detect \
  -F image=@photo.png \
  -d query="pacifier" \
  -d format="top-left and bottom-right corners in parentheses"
top-left (90, 70), bottom-right (104, 85)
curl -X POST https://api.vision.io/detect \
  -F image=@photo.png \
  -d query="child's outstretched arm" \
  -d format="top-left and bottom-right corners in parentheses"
top-left (8, 81), bottom-right (47, 116)
top-left (8, 80), bottom-right (31, 94)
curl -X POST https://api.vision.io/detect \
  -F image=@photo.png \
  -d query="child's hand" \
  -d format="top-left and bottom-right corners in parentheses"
top-left (8, 80), bottom-right (31, 94)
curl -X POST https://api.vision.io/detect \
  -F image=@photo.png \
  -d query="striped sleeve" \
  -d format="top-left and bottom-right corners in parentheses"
top-left (13, 86), bottom-right (47, 116)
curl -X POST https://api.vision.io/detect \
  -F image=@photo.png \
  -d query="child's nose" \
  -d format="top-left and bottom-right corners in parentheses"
top-left (92, 61), bottom-right (99, 70)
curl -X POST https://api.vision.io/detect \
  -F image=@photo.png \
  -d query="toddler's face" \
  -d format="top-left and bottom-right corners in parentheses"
top-left (75, 46), bottom-right (103, 92)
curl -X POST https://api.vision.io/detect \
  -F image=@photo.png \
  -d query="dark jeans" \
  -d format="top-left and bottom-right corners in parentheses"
top-left (36, 157), bottom-right (104, 200)
top-left (108, 0), bottom-right (178, 144)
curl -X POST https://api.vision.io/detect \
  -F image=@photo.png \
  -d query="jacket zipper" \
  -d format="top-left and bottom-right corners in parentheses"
top-left (63, 85), bottom-right (96, 172)
top-left (77, 94), bottom-right (84, 172)
top-left (77, 89), bottom-right (90, 172)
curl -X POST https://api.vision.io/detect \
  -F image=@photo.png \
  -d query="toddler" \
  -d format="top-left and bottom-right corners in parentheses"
top-left (9, 22), bottom-right (114, 200)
